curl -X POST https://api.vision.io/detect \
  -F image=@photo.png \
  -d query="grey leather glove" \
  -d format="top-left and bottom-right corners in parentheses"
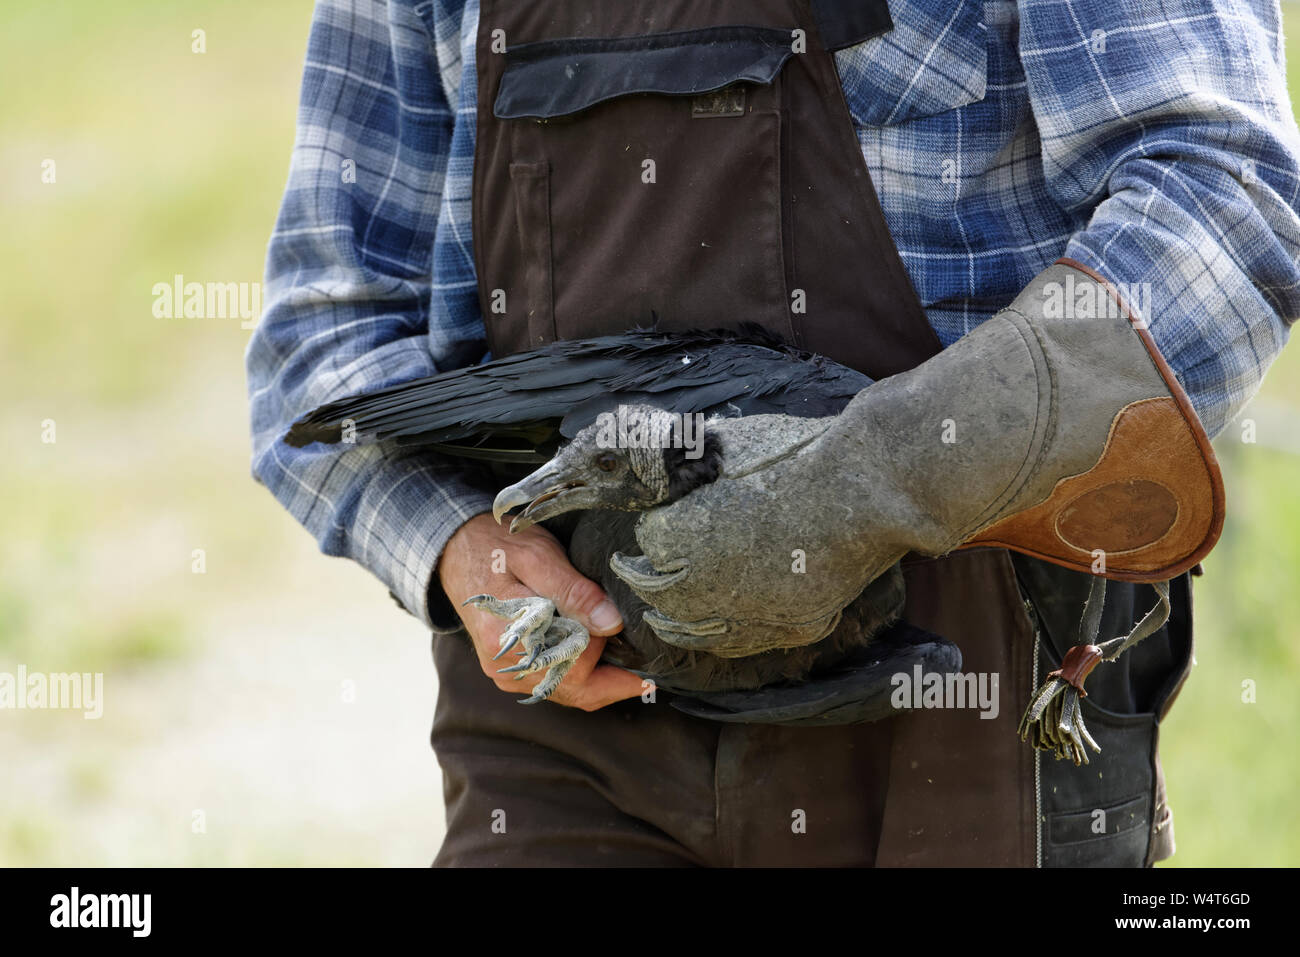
top-left (612, 261), bottom-right (1223, 655)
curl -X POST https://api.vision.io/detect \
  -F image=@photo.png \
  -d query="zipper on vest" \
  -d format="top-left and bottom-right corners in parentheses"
top-left (1030, 609), bottom-right (1043, 868)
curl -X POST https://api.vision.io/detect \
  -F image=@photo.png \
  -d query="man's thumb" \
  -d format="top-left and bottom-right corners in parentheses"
top-left (527, 561), bottom-right (623, 636)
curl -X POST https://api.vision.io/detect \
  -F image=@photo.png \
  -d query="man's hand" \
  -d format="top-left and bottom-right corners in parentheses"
top-left (437, 513), bottom-right (646, 710)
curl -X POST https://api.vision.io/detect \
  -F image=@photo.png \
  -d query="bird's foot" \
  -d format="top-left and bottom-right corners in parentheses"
top-left (461, 595), bottom-right (589, 704)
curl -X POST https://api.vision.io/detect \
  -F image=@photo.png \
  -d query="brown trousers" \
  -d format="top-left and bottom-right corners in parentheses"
top-left (431, 550), bottom-right (1039, 867)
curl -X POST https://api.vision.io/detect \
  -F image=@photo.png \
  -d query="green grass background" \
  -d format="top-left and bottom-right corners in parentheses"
top-left (0, 0), bottom-right (1296, 865)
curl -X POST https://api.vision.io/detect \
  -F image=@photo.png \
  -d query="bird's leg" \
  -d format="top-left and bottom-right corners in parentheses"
top-left (497, 617), bottom-right (590, 704)
top-left (461, 595), bottom-right (589, 704)
top-left (462, 594), bottom-right (556, 660)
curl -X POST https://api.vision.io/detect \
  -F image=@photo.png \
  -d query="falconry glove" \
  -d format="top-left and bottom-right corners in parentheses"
top-left (613, 261), bottom-right (1223, 753)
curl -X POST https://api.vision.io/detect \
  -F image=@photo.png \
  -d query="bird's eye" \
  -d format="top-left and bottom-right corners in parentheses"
top-left (596, 452), bottom-right (619, 472)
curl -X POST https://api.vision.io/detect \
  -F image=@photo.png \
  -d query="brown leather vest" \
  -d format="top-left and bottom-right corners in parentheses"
top-left (469, 0), bottom-right (1189, 867)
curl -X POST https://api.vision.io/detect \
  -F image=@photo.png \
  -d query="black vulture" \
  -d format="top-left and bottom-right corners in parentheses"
top-left (286, 327), bottom-right (960, 723)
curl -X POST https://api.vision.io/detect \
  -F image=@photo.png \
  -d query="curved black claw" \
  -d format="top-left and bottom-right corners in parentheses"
top-left (497, 617), bottom-right (590, 704)
top-left (464, 594), bottom-right (588, 703)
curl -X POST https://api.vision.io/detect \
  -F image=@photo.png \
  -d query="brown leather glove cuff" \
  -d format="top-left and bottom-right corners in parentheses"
top-left (964, 259), bottom-right (1224, 583)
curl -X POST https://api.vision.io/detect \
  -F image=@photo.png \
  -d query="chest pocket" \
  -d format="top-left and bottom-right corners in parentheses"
top-left (487, 27), bottom-right (796, 349)
top-left (834, 0), bottom-right (988, 126)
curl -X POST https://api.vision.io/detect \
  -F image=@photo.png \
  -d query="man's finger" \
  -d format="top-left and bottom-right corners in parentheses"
top-left (557, 663), bottom-right (649, 711)
top-left (515, 555), bottom-right (624, 637)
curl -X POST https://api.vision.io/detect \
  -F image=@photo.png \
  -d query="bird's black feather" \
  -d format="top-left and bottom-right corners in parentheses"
top-left (285, 327), bottom-right (870, 452)
top-left (664, 431), bottom-right (724, 503)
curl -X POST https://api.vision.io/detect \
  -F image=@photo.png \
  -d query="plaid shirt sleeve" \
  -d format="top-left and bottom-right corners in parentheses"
top-left (245, 0), bottom-right (490, 630)
top-left (1020, 0), bottom-right (1300, 437)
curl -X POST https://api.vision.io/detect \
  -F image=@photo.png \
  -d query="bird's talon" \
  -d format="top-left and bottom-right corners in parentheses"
top-left (470, 594), bottom-right (589, 703)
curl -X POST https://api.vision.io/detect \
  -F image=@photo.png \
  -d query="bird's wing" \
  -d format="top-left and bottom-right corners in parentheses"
top-left (284, 328), bottom-right (870, 460)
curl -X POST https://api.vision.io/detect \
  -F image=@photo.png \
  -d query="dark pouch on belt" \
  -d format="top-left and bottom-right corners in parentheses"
top-left (1013, 554), bottom-right (1193, 866)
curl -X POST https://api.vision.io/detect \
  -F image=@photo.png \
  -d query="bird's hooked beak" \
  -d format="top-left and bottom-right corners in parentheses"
top-left (492, 460), bottom-right (599, 532)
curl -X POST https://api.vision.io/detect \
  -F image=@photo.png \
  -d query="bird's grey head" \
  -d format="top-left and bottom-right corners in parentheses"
top-left (492, 404), bottom-right (723, 532)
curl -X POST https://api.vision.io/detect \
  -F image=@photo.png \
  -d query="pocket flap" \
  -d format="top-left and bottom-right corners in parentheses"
top-left (495, 26), bottom-right (795, 120)
top-left (1048, 794), bottom-right (1149, 846)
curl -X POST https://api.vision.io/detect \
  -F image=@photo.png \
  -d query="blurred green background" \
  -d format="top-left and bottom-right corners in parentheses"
top-left (0, 1), bottom-right (1296, 865)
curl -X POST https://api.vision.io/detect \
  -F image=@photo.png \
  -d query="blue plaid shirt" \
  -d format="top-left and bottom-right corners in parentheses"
top-left (248, 0), bottom-right (1300, 627)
